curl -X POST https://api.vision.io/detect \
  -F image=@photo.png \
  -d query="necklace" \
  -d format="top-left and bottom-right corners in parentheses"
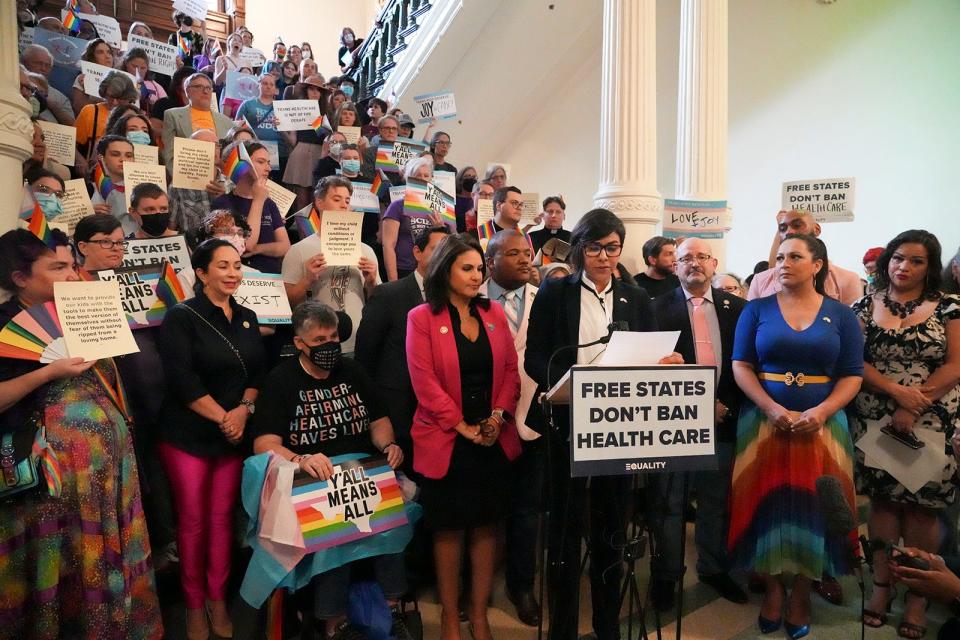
top-left (881, 290), bottom-right (937, 319)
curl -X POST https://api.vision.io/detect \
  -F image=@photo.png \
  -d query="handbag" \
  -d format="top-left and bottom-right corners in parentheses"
top-left (0, 415), bottom-right (60, 502)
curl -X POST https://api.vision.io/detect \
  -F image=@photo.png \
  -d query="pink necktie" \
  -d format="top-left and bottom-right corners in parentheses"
top-left (691, 297), bottom-right (717, 366)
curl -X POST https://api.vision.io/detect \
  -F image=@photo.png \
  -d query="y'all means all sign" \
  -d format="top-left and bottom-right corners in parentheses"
top-left (781, 178), bottom-right (856, 223)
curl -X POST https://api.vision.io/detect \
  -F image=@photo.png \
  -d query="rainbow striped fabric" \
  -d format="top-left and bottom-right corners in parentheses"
top-left (93, 162), bottom-right (114, 199)
top-left (154, 260), bottom-right (187, 310)
top-left (177, 32), bottom-right (191, 59)
top-left (62, 9), bottom-right (81, 33)
top-left (404, 178), bottom-right (455, 225)
top-left (21, 187), bottom-right (55, 249)
top-left (477, 219), bottom-right (535, 251)
top-left (290, 455), bottom-right (408, 553)
top-left (224, 142), bottom-right (253, 183)
top-left (295, 207), bottom-right (321, 238)
top-left (310, 115), bottom-right (326, 134)
top-left (369, 170), bottom-right (383, 194)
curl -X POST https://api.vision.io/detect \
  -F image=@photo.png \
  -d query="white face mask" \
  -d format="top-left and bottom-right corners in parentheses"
top-left (217, 233), bottom-right (247, 255)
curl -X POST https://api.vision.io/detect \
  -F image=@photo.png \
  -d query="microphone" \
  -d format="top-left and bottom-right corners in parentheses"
top-left (545, 321), bottom-right (625, 390)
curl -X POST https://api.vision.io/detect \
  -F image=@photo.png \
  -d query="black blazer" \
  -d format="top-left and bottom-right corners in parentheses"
top-left (354, 273), bottom-right (424, 436)
top-left (651, 286), bottom-right (745, 442)
top-left (524, 273), bottom-right (658, 435)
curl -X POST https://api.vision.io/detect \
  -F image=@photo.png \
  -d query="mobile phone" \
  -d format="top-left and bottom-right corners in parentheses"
top-left (881, 425), bottom-right (925, 450)
top-left (889, 544), bottom-right (931, 570)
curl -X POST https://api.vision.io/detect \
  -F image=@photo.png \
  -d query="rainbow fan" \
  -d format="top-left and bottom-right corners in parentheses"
top-left (0, 302), bottom-right (67, 363)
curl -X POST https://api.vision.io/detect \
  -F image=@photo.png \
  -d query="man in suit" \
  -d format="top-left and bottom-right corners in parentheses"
top-left (480, 230), bottom-right (542, 626)
top-left (648, 237), bottom-right (748, 610)
top-left (161, 73), bottom-right (235, 166)
top-left (525, 209), bottom-right (681, 640)
top-left (354, 224), bottom-right (452, 469)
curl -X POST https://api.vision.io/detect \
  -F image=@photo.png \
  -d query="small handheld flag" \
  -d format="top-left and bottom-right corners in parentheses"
top-left (20, 187), bottom-right (56, 249)
top-left (177, 32), bottom-right (191, 59)
top-left (93, 162), bottom-right (113, 199)
top-left (154, 261), bottom-right (187, 309)
top-left (62, 9), bottom-right (82, 34)
top-left (369, 170), bottom-right (384, 194)
top-left (310, 115), bottom-right (326, 134)
top-left (295, 207), bottom-right (321, 238)
top-left (224, 142), bottom-right (253, 183)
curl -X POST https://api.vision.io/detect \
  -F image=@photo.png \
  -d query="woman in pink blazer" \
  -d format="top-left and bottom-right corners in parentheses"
top-left (406, 234), bottom-right (521, 640)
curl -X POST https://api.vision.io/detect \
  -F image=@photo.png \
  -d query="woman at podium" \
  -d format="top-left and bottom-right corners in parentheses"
top-left (727, 234), bottom-right (864, 639)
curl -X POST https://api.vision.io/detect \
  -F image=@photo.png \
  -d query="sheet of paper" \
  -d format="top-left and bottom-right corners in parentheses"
top-left (389, 185), bottom-right (405, 203)
top-left (240, 47), bottom-right (266, 68)
top-left (413, 90), bottom-right (457, 124)
top-left (782, 177), bottom-right (856, 223)
top-left (476, 198), bottom-right (494, 226)
top-left (349, 184), bottom-right (380, 213)
top-left (273, 100), bottom-right (322, 132)
top-left (36, 121), bottom-right (75, 166)
top-left (54, 280), bottom-right (139, 360)
top-left (433, 171), bottom-right (456, 198)
top-left (266, 180), bottom-right (297, 215)
top-left (133, 143), bottom-right (159, 165)
top-left (224, 70), bottom-right (260, 101)
top-left (18, 27), bottom-right (34, 53)
top-left (92, 263), bottom-right (194, 330)
top-left (63, 12), bottom-right (121, 48)
top-left (319, 211), bottom-right (364, 266)
top-left (173, 0), bottom-right (208, 22)
top-left (122, 235), bottom-right (192, 273)
top-left (128, 34), bottom-right (178, 76)
top-left (520, 192), bottom-right (540, 226)
top-left (855, 422), bottom-right (948, 494)
top-left (33, 29), bottom-right (86, 66)
top-left (171, 137), bottom-right (215, 190)
top-left (599, 331), bottom-right (682, 366)
top-left (58, 178), bottom-right (94, 234)
top-left (122, 162), bottom-right (167, 210)
top-left (234, 271), bottom-right (292, 325)
top-left (339, 126), bottom-right (361, 144)
top-left (80, 61), bottom-right (138, 101)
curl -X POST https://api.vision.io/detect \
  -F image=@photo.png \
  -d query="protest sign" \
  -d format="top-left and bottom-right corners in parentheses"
top-left (349, 183), bottom-right (380, 213)
top-left (319, 211), bottom-right (364, 266)
top-left (261, 140), bottom-right (280, 170)
top-left (404, 178), bottom-right (455, 228)
top-left (122, 235), bottom-right (192, 274)
top-left (476, 198), bottom-right (494, 227)
top-left (273, 100), bottom-right (323, 132)
top-left (432, 171), bottom-right (455, 199)
top-left (240, 47), bottom-right (266, 68)
top-left (224, 70), bottom-right (260, 102)
top-left (54, 280), bottom-right (140, 360)
top-left (413, 90), bottom-right (457, 124)
top-left (92, 263), bottom-right (193, 329)
top-left (63, 11), bottom-right (122, 48)
top-left (781, 177), bottom-right (856, 223)
top-left (171, 137), bottom-right (216, 190)
top-left (662, 199), bottom-right (728, 239)
top-left (291, 454), bottom-right (408, 553)
top-left (58, 179), bottom-right (95, 234)
top-left (122, 162), bottom-right (167, 210)
top-left (569, 365), bottom-right (716, 477)
top-left (173, 0), bottom-right (208, 22)
top-left (80, 62), bottom-right (137, 100)
top-left (376, 138), bottom-right (427, 173)
top-left (339, 126), bottom-right (361, 145)
top-left (389, 185), bottom-right (405, 203)
top-left (18, 27), bottom-right (34, 53)
top-left (234, 271), bottom-right (292, 324)
top-left (128, 35), bottom-right (178, 76)
top-left (520, 192), bottom-right (541, 226)
top-left (33, 29), bottom-right (85, 66)
top-left (133, 143), bottom-right (159, 165)
top-left (36, 121), bottom-right (75, 166)
top-left (266, 180), bottom-right (297, 215)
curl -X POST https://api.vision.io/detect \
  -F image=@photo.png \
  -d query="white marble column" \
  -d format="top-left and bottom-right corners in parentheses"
top-left (0, 3), bottom-right (34, 233)
top-left (674, 0), bottom-right (730, 268)
top-left (593, 0), bottom-right (662, 275)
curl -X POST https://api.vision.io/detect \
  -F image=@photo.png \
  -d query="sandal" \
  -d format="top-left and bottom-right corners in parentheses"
top-left (863, 581), bottom-right (895, 628)
top-left (897, 591), bottom-right (928, 639)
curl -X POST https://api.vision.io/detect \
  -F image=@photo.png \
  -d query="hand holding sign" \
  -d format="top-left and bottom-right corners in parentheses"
top-left (413, 91), bottom-right (457, 124)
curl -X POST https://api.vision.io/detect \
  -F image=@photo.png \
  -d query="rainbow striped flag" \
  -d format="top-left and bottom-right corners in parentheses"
top-left (62, 9), bottom-right (82, 33)
top-left (224, 142), bottom-right (253, 183)
top-left (310, 115), bottom-right (326, 134)
top-left (295, 207), bottom-right (321, 238)
top-left (290, 455), bottom-right (408, 553)
top-left (369, 170), bottom-right (383, 194)
top-left (177, 32), bottom-right (191, 59)
top-left (477, 219), bottom-right (535, 251)
top-left (20, 188), bottom-right (56, 249)
top-left (404, 178), bottom-right (455, 225)
top-left (154, 260), bottom-right (187, 309)
top-left (93, 162), bottom-right (114, 199)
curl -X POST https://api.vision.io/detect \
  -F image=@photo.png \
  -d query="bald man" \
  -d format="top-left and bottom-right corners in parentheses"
top-left (168, 129), bottom-right (228, 234)
top-left (748, 210), bottom-right (862, 304)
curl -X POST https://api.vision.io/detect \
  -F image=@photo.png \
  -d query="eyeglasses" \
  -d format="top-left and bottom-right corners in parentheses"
top-left (435, 139), bottom-right (452, 146)
top-left (187, 84), bottom-right (213, 93)
top-left (83, 239), bottom-right (128, 250)
top-left (720, 285), bottom-right (741, 293)
top-left (379, 126), bottom-right (398, 133)
top-left (33, 184), bottom-right (65, 199)
top-left (677, 253), bottom-right (713, 265)
top-left (505, 199), bottom-right (524, 209)
top-left (584, 242), bottom-right (623, 258)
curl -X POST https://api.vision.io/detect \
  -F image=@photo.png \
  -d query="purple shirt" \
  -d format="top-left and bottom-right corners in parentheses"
top-left (383, 198), bottom-right (431, 273)
top-left (211, 192), bottom-right (284, 273)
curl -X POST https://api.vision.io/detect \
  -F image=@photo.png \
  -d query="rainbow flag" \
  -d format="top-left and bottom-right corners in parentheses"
top-left (224, 142), bottom-right (253, 183)
top-left (403, 178), bottom-right (455, 226)
top-left (295, 207), bottom-right (321, 238)
top-left (310, 115), bottom-right (326, 134)
top-left (290, 455), bottom-right (408, 553)
top-left (62, 9), bottom-right (82, 33)
top-left (177, 32), bottom-right (191, 59)
top-left (369, 170), bottom-right (383, 194)
top-left (154, 260), bottom-right (187, 309)
top-left (93, 162), bottom-right (113, 199)
top-left (477, 219), bottom-right (535, 251)
top-left (20, 188), bottom-right (56, 249)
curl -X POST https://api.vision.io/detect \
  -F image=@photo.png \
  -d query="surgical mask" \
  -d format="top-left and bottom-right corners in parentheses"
top-left (307, 341), bottom-right (342, 370)
top-left (217, 233), bottom-right (247, 255)
top-left (35, 192), bottom-right (63, 220)
top-left (343, 35), bottom-right (354, 45)
top-left (329, 142), bottom-right (343, 158)
top-left (303, 50), bottom-right (311, 59)
top-left (462, 178), bottom-right (477, 193)
top-left (341, 158), bottom-right (360, 174)
top-left (126, 130), bottom-right (151, 146)
top-left (139, 212), bottom-right (170, 237)
top-left (341, 85), bottom-right (354, 98)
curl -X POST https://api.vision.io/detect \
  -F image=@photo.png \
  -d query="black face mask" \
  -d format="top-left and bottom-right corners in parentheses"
top-left (462, 178), bottom-right (477, 193)
top-left (308, 341), bottom-right (342, 371)
top-left (139, 212), bottom-right (170, 237)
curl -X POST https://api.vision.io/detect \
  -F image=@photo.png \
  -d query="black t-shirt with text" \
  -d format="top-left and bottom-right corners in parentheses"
top-left (253, 356), bottom-right (386, 457)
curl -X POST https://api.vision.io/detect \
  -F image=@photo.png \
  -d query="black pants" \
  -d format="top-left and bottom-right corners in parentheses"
top-left (546, 433), bottom-right (628, 640)
top-left (506, 437), bottom-right (545, 594)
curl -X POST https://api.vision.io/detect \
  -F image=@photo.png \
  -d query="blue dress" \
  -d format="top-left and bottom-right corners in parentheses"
top-left (727, 295), bottom-right (864, 578)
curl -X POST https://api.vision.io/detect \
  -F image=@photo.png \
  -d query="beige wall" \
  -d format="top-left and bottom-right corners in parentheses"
top-left (244, 0), bottom-right (381, 79)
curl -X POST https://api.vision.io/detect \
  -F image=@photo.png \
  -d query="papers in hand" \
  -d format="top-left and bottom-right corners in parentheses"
top-left (600, 331), bottom-right (681, 366)
top-left (855, 420), bottom-right (948, 494)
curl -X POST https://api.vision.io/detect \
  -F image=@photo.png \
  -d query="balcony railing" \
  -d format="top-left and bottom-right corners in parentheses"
top-left (349, 0), bottom-right (433, 101)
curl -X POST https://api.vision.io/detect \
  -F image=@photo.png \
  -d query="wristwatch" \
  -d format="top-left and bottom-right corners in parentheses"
top-left (240, 399), bottom-right (256, 415)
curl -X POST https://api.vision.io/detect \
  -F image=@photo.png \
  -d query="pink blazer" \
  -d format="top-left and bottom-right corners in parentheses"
top-left (406, 301), bottom-right (522, 479)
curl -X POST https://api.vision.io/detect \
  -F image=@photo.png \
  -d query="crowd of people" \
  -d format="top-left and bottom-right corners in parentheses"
top-left (5, 3), bottom-right (960, 640)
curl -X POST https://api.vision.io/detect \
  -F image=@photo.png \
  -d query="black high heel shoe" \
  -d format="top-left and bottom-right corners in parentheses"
top-left (863, 581), bottom-right (895, 628)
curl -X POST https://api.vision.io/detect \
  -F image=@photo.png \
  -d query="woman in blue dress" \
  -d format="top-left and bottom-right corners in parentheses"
top-left (728, 234), bottom-right (864, 639)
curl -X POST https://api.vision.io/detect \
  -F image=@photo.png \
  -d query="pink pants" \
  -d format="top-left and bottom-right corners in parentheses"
top-left (159, 442), bottom-right (242, 609)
